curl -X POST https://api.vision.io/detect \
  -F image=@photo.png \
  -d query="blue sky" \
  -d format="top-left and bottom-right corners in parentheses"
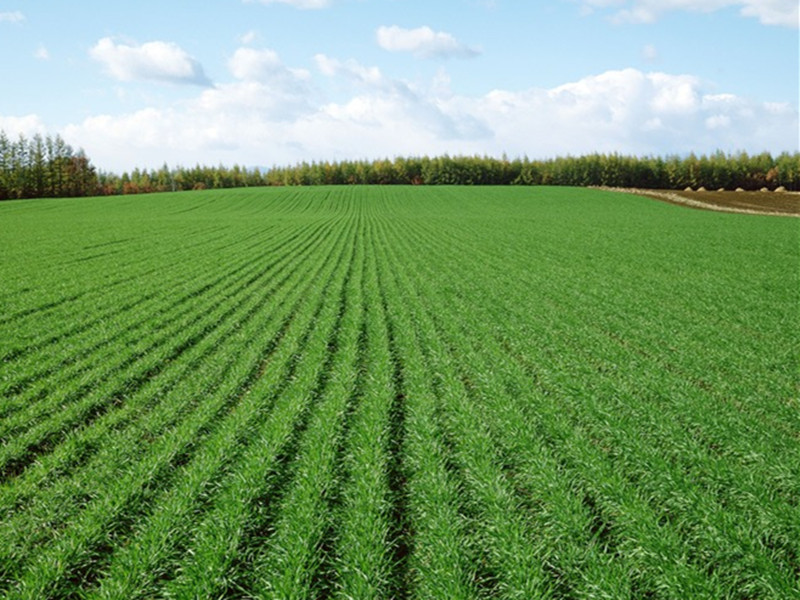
top-left (0, 0), bottom-right (797, 171)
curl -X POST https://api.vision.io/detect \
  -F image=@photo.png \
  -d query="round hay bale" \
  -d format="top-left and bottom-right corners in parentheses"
top-left (775, 186), bottom-right (786, 192)
top-left (735, 187), bottom-right (745, 192)
top-left (760, 187), bottom-right (769, 192)
top-left (697, 186), bottom-right (706, 192)
top-left (717, 187), bottom-right (725, 192)
top-left (684, 186), bottom-right (693, 192)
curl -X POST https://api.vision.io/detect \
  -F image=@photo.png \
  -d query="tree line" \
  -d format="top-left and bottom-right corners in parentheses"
top-left (270, 152), bottom-right (800, 190)
top-left (0, 132), bottom-right (98, 200)
top-left (2, 131), bottom-right (798, 200)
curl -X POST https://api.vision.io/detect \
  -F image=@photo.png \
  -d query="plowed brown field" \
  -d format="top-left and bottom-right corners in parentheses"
top-left (598, 187), bottom-right (800, 216)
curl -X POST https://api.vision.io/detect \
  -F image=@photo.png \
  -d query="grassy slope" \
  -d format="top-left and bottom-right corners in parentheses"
top-left (0, 186), bottom-right (797, 599)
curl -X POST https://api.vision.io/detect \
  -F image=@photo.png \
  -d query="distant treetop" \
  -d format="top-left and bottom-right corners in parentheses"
top-left (2, 130), bottom-right (798, 200)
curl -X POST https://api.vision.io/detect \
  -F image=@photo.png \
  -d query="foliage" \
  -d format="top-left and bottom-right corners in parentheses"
top-left (0, 132), bottom-right (97, 200)
top-left (90, 151), bottom-right (800, 193)
top-left (0, 187), bottom-right (797, 598)
top-left (2, 130), bottom-right (799, 199)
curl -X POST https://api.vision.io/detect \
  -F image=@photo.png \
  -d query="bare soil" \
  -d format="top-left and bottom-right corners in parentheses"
top-left (595, 187), bottom-right (800, 217)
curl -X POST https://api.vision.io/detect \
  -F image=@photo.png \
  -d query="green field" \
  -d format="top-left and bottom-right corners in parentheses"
top-left (0, 186), bottom-right (798, 599)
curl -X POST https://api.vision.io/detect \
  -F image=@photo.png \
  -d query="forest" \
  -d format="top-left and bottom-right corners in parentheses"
top-left (0, 133), bottom-right (97, 200)
top-left (1, 131), bottom-right (798, 200)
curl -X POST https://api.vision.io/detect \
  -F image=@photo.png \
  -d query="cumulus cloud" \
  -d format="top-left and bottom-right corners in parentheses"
top-left (315, 54), bottom-right (384, 86)
top-left (738, 0), bottom-right (799, 26)
top-left (246, 0), bottom-right (332, 8)
top-left (376, 26), bottom-right (481, 59)
top-left (34, 45), bottom-right (50, 60)
top-left (228, 47), bottom-right (310, 84)
top-left (0, 114), bottom-right (46, 137)
top-left (577, 0), bottom-right (798, 27)
top-left (89, 37), bottom-right (211, 86)
top-left (62, 63), bottom-right (798, 172)
top-left (0, 11), bottom-right (24, 23)
top-left (464, 69), bottom-right (796, 156)
top-left (189, 48), bottom-right (314, 125)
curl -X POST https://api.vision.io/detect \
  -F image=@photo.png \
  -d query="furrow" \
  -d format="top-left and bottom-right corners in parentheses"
top-left (81, 217), bottom-right (357, 600)
top-left (246, 208), bottom-right (366, 600)
top-left (328, 214), bottom-right (397, 600)
top-left (0, 220), bottom-right (327, 476)
top-left (369, 202), bottom-right (479, 600)
top-left (377, 211), bottom-right (553, 600)
top-left (0, 219), bottom-right (341, 592)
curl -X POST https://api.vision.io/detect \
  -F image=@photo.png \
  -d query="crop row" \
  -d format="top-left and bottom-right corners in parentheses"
top-left (0, 186), bottom-right (797, 598)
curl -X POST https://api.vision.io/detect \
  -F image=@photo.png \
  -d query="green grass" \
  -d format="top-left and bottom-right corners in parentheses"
top-left (0, 186), bottom-right (797, 599)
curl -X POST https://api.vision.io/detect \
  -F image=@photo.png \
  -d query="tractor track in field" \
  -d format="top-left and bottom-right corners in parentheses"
top-left (593, 186), bottom-right (800, 217)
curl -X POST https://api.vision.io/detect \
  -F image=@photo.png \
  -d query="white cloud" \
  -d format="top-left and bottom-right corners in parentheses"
top-left (642, 44), bottom-right (658, 62)
top-left (62, 63), bottom-right (798, 172)
top-left (376, 25), bottom-right (481, 59)
top-left (34, 45), bottom-right (50, 60)
top-left (648, 72), bottom-right (700, 113)
top-left (89, 37), bottom-right (211, 86)
top-left (246, 0), bottom-right (331, 8)
top-left (577, 0), bottom-right (798, 26)
top-left (228, 47), bottom-right (310, 84)
top-left (315, 54), bottom-right (384, 86)
top-left (0, 11), bottom-right (24, 23)
top-left (705, 114), bottom-right (731, 129)
top-left (739, 0), bottom-right (799, 25)
top-left (461, 69), bottom-right (796, 156)
top-left (0, 114), bottom-right (46, 137)
top-left (64, 48), bottom-right (317, 168)
top-left (190, 49), bottom-right (314, 126)
top-left (239, 30), bottom-right (259, 45)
